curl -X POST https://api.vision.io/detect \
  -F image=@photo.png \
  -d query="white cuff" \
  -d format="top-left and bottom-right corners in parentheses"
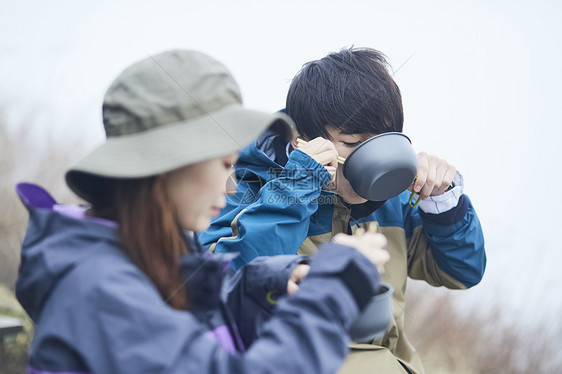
top-left (417, 171), bottom-right (464, 214)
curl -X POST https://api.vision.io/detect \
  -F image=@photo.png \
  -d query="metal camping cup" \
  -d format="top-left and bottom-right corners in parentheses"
top-left (349, 284), bottom-right (393, 343)
top-left (342, 133), bottom-right (418, 202)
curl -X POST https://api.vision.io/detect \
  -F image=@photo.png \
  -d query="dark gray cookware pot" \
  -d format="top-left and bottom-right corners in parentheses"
top-left (349, 284), bottom-right (393, 343)
top-left (342, 132), bottom-right (418, 201)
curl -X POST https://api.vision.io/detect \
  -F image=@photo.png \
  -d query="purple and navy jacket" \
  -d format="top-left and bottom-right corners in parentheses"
top-left (15, 183), bottom-right (382, 374)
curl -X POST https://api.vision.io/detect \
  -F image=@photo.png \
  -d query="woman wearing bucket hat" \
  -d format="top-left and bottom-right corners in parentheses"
top-left (14, 50), bottom-right (390, 374)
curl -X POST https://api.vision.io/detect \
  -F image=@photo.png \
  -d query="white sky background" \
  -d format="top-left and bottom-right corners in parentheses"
top-left (1, 0), bottom-right (561, 335)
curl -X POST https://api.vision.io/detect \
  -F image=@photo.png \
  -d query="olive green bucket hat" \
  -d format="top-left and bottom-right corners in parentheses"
top-left (66, 50), bottom-right (294, 202)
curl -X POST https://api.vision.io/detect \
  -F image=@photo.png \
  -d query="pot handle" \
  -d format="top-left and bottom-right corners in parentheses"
top-left (408, 177), bottom-right (421, 208)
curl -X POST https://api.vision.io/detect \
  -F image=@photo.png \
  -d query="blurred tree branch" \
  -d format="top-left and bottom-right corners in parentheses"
top-left (405, 281), bottom-right (562, 374)
top-left (0, 110), bottom-right (82, 288)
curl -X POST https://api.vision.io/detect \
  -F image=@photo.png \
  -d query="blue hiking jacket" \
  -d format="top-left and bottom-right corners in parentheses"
top-left (15, 183), bottom-right (382, 374)
top-left (198, 128), bottom-right (487, 373)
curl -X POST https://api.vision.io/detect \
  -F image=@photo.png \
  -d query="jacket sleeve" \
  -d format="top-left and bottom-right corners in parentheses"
top-left (68, 243), bottom-right (380, 374)
top-left (405, 193), bottom-right (486, 289)
top-left (222, 255), bottom-right (311, 348)
top-left (198, 149), bottom-right (332, 270)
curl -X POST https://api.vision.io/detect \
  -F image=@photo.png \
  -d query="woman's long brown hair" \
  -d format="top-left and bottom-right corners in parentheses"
top-left (91, 176), bottom-right (190, 310)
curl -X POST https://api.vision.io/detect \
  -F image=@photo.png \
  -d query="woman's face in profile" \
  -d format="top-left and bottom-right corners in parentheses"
top-left (165, 152), bottom-right (239, 232)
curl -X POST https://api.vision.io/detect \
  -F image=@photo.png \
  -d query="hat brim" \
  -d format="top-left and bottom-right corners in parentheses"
top-left (66, 104), bottom-right (294, 202)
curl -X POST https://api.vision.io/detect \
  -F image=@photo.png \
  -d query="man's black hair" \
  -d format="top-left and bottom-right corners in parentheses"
top-left (286, 47), bottom-right (404, 140)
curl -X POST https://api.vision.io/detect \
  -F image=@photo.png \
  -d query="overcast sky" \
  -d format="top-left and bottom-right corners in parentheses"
top-left (2, 0), bottom-right (561, 334)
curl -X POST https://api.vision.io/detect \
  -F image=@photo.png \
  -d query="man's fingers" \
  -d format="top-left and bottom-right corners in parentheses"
top-left (414, 153), bottom-right (429, 193)
top-left (419, 159), bottom-right (436, 199)
top-left (413, 152), bottom-right (458, 197)
top-left (431, 159), bottom-right (449, 196)
top-left (297, 137), bottom-right (340, 167)
top-left (313, 149), bottom-right (339, 167)
top-left (299, 137), bottom-right (335, 154)
top-left (324, 166), bottom-right (337, 182)
top-left (442, 166), bottom-right (457, 191)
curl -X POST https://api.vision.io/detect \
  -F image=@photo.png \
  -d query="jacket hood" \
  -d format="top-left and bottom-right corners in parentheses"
top-left (236, 122), bottom-right (290, 183)
top-left (15, 183), bottom-right (120, 321)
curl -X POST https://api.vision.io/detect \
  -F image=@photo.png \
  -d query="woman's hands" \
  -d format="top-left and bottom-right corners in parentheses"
top-left (287, 264), bottom-right (311, 295)
top-left (333, 232), bottom-right (390, 274)
top-left (287, 232), bottom-right (390, 294)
